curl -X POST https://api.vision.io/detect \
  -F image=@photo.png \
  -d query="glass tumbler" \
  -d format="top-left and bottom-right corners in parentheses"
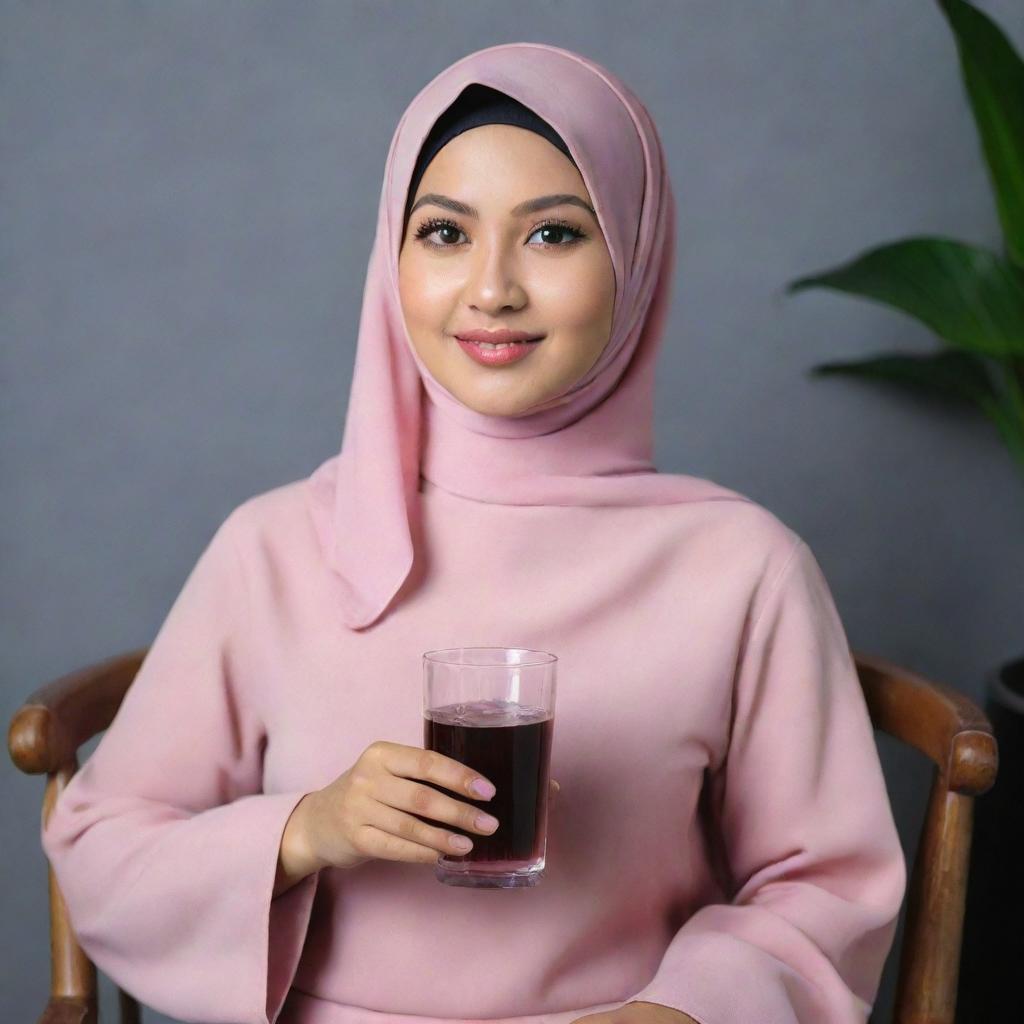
top-left (422, 647), bottom-right (557, 889)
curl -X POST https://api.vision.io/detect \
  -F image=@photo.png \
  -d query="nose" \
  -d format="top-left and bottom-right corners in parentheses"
top-left (463, 241), bottom-right (527, 315)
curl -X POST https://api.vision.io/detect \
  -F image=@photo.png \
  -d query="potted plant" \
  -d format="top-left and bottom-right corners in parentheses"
top-left (782, 1), bottom-right (1022, 1018)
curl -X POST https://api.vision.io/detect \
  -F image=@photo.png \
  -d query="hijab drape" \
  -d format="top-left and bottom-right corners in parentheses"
top-left (307, 41), bottom-right (743, 630)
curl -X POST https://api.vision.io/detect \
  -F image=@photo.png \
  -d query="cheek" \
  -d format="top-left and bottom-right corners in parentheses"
top-left (399, 261), bottom-right (457, 330)
top-left (534, 257), bottom-right (614, 337)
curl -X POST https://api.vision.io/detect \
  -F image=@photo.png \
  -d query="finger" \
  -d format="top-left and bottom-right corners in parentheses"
top-left (351, 822), bottom-right (449, 865)
top-left (374, 741), bottom-right (496, 801)
top-left (379, 774), bottom-right (500, 837)
top-left (359, 797), bottom-right (482, 861)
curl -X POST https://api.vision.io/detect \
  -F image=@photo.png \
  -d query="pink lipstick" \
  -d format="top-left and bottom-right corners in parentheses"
top-left (453, 329), bottom-right (545, 367)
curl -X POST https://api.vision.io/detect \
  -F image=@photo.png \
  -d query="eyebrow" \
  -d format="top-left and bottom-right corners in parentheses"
top-left (408, 192), bottom-right (597, 221)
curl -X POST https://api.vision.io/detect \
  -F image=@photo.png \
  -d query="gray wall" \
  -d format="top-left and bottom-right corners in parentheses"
top-left (4, 2), bottom-right (1023, 1021)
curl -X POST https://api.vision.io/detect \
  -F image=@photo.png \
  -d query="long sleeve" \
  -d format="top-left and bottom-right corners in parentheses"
top-left (629, 537), bottom-right (907, 1024)
top-left (40, 508), bottom-right (320, 1024)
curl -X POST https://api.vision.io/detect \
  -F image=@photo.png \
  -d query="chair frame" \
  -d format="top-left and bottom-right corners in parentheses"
top-left (8, 647), bottom-right (998, 1024)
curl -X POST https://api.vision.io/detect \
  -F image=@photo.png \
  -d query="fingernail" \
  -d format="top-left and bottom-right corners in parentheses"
top-left (471, 778), bottom-right (496, 799)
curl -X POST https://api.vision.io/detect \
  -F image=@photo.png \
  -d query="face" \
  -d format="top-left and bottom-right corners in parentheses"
top-left (398, 124), bottom-right (615, 418)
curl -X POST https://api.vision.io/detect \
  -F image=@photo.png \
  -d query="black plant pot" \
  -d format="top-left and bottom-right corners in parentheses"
top-left (955, 653), bottom-right (1023, 1023)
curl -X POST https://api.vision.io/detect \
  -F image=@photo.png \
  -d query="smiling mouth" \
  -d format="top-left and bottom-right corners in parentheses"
top-left (454, 335), bottom-right (545, 366)
top-left (471, 340), bottom-right (543, 349)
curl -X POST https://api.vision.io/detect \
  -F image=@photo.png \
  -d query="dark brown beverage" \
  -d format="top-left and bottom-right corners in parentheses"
top-left (422, 699), bottom-right (554, 868)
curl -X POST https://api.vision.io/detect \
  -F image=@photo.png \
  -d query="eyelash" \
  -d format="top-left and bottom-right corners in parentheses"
top-left (413, 216), bottom-right (588, 251)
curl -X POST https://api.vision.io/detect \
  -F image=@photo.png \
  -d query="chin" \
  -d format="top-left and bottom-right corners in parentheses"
top-left (458, 390), bottom-right (542, 419)
top-left (470, 399), bottom-right (533, 418)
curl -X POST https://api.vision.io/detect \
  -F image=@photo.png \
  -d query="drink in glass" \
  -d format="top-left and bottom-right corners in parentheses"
top-left (422, 647), bottom-right (556, 889)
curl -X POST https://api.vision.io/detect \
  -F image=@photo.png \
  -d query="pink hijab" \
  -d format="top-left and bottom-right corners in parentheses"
top-left (307, 41), bottom-right (745, 630)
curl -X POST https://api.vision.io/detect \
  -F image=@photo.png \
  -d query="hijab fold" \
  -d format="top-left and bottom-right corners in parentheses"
top-left (306, 42), bottom-right (745, 631)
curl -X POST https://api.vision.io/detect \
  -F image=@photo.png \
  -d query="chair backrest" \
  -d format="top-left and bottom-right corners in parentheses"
top-left (9, 647), bottom-right (997, 1024)
top-left (11, 649), bottom-right (147, 1024)
top-left (853, 651), bottom-right (997, 1023)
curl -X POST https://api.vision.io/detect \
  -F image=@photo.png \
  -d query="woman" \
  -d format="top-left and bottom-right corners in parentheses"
top-left (41, 42), bottom-right (906, 1024)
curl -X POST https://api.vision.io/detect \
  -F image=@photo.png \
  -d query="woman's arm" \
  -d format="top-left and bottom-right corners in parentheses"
top-left (41, 509), bottom-right (320, 1024)
top-left (624, 538), bottom-right (906, 1024)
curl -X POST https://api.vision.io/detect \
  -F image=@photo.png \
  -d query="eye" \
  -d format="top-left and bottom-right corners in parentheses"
top-left (413, 217), bottom-right (467, 249)
top-left (526, 219), bottom-right (587, 248)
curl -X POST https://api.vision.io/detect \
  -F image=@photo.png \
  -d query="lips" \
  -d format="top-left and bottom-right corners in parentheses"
top-left (454, 329), bottom-right (545, 345)
top-left (454, 331), bottom-right (544, 367)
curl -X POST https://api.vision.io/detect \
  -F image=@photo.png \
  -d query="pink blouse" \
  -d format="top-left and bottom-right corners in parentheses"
top-left (41, 473), bottom-right (906, 1024)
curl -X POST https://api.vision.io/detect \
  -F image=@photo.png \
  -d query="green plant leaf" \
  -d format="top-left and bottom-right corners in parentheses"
top-left (813, 348), bottom-right (1024, 470)
top-left (938, 0), bottom-right (1024, 269)
top-left (810, 349), bottom-right (999, 405)
top-left (787, 237), bottom-right (1024, 357)
top-left (975, 397), bottom-right (1024, 473)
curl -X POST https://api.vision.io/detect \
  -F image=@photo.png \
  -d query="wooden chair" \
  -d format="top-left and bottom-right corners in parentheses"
top-left (8, 647), bottom-right (998, 1024)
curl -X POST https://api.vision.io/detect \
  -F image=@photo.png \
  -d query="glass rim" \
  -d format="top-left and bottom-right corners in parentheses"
top-left (423, 646), bottom-right (557, 667)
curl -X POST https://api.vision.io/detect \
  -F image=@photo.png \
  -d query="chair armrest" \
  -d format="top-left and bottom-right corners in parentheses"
top-left (854, 649), bottom-right (997, 796)
top-left (8, 648), bottom-right (148, 775)
top-left (37, 995), bottom-right (95, 1024)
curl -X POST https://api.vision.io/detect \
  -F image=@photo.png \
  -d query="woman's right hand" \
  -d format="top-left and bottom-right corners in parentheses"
top-left (284, 740), bottom-right (546, 876)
